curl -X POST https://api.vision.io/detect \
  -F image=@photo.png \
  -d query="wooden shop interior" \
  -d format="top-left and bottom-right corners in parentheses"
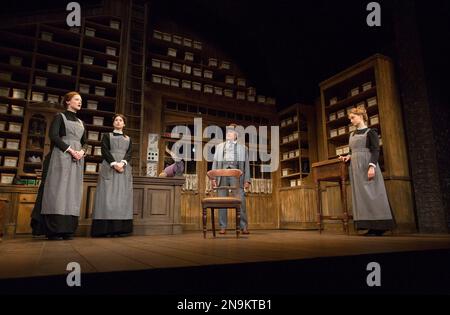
top-left (0, 0), bottom-right (448, 240)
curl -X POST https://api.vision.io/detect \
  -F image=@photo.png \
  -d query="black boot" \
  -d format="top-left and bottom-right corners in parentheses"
top-left (47, 235), bottom-right (62, 241)
top-left (364, 229), bottom-right (385, 236)
top-left (62, 234), bottom-right (74, 240)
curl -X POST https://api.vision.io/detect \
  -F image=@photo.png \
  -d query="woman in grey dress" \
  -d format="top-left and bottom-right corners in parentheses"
top-left (91, 114), bottom-right (133, 237)
top-left (340, 108), bottom-right (395, 236)
top-left (31, 91), bottom-right (87, 240)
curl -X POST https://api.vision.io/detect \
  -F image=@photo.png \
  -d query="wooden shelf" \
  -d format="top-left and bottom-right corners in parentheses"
top-left (27, 134), bottom-right (45, 138)
top-left (34, 69), bottom-right (78, 84)
top-left (0, 113), bottom-right (25, 122)
top-left (83, 33), bottom-right (120, 48)
top-left (0, 166), bottom-right (19, 170)
top-left (24, 162), bottom-right (42, 166)
top-left (79, 77), bottom-right (117, 88)
top-left (278, 104), bottom-right (315, 188)
top-left (78, 92), bottom-right (116, 103)
top-left (79, 109), bottom-right (115, 117)
top-left (0, 46), bottom-right (33, 57)
top-left (25, 148), bottom-right (44, 153)
top-left (31, 84), bottom-right (71, 95)
top-left (81, 63), bottom-right (117, 75)
top-left (0, 15), bottom-right (123, 180)
top-left (281, 172), bottom-right (301, 179)
top-left (325, 87), bottom-right (377, 113)
top-left (0, 79), bottom-right (29, 89)
top-left (0, 131), bottom-right (22, 137)
top-left (84, 20), bottom-right (121, 38)
top-left (0, 148), bottom-right (21, 154)
top-left (37, 39), bottom-right (80, 59)
top-left (0, 96), bottom-right (27, 105)
top-left (84, 124), bottom-right (114, 131)
top-left (0, 62), bottom-right (33, 75)
top-left (82, 48), bottom-right (119, 61)
top-left (280, 156), bottom-right (301, 162)
top-left (148, 52), bottom-right (239, 90)
top-left (40, 23), bottom-right (82, 42)
top-left (35, 53), bottom-right (78, 66)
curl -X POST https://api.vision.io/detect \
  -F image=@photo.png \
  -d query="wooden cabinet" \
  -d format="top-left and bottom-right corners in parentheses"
top-left (15, 193), bottom-right (36, 234)
top-left (0, 186), bottom-right (38, 238)
top-left (0, 15), bottom-right (125, 182)
top-left (18, 103), bottom-right (62, 177)
top-left (278, 103), bottom-right (318, 188)
top-left (317, 54), bottom-right (416, 233)
top-left (276, 103), bottom-right (319, 229)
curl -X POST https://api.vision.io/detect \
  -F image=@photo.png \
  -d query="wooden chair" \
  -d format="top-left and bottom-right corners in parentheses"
top-left (202, 169), bottom-right (243, 238)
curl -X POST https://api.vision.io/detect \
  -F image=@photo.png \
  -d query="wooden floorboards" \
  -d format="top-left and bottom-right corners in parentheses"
top-left (1, 230), bottom-right (450, 279)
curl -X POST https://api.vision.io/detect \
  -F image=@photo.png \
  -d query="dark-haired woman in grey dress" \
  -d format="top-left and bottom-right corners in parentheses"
top-left (91, 114), bottom-right (133, 237)
top-left (31, 91), bottom-right (87, 240)
top-left (340, 108), bottom-right (395, 236)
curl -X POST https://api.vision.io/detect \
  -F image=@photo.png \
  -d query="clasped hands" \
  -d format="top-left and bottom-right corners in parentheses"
top-left (68, 148), bottom-right (85, 161)
top-left (113, 162), bottom-right (125, 173)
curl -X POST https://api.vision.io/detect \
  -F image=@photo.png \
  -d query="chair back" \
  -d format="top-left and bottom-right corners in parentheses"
top-left (207, 169), bottom-right (242, 197)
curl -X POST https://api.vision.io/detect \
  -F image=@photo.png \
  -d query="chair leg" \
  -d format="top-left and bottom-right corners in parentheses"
top-left (211, 208), bottom-right (216, 238)
top-left (236, 207), bottom-right (240, 238)
top-left (202, 207), bottom-right (207, 239)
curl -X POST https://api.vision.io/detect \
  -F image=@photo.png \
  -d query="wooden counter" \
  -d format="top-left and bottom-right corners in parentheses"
top-left (0, 175), bottom-right (185, 238)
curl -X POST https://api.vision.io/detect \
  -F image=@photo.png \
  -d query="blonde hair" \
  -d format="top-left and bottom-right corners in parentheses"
top-left (348, 107), bottom-right (368, 122)
top-left (62, 91), bottom-right (81, 109)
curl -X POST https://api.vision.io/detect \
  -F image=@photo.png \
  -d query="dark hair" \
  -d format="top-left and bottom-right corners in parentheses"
top-left (62, 91), bottom-right (81, 109)
top-left (113, 113), bottom-right (127, 125)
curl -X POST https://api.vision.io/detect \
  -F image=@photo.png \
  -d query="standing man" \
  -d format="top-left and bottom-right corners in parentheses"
top-left (211, 124), bottom-right (251, 234)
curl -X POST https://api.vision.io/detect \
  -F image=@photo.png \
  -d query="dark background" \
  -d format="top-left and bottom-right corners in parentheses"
top-left (4, 0), bottom-right (447, 107)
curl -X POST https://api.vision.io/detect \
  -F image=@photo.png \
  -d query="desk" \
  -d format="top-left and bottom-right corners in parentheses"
top-left (312, 159), bottom-right (351, 234)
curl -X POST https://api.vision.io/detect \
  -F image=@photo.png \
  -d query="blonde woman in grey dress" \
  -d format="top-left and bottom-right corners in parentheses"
top-left (340, 108), bottom-right (395, 236)
top-left (91, 114), bottom-right (133, 237)
top-left (31, 91), bottom-right (87, 240)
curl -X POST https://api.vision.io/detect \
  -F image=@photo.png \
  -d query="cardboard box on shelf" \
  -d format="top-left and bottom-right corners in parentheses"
top-left (83, 55), bottom-right (94, 65)
top-left (6, 139), bottom-right (20, 150)
top-left (87, 100), bottom-right (98, 110)
top-left (8, 122), bottom-right (22, 133)
top-left (107, 60), bottom-right (117, 70)
top-left (102, 73), bottom-right (113, 83)
top-left (61, 65), bottom-right (72, 75)
top-left (9, 56), bottom-right (22, 66)
top-left (35, 76), bottom-right (47, 87)
top-left (47, 63), bottom-right (59, 73)
top-left (110, 20), bottom-right (120, 30)
top-left (10, 105), bottom-right (24, 117)
top-left (41, 31), bottom-right (53, 41)
top-left (85, 27), bottom-right (96, 37)
top-left (31, 91), bottom-right (44, 102)
top-left (92, 116), bottom-right (104, 126)
top-left (0, 104), bottom-right (8, 114)
top-left (12, 89), bottom-right (26, 99)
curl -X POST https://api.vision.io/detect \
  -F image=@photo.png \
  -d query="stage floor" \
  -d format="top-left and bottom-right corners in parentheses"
top-left (1, 230), bottom-right (450, 280)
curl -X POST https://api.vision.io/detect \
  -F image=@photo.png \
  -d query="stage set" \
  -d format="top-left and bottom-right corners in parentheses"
top-left (0, 0), bottom-right (450, 295)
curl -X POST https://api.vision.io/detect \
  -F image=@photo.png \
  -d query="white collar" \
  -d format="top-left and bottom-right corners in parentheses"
top-left (226, 140), bottom-right (237, 145)
top-left (113, 129), bottom-right (123, 134)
